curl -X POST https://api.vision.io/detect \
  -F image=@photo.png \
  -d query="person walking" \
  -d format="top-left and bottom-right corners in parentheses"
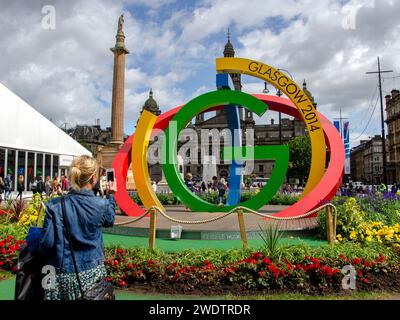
top-left (0, 177), bottom-right (4, 204)
top-left (184, 173), bottom-right (195, 212)
top-left (16, 175), bottom-right (24, 200)
top-left (217, 177), bottom-right (227, 205)
top-left (61, 176), bottom-right (69, 193)
top-left (4, 174), bottom-right (12, 200)
top-left (45, 176), bottom-right (52, 198)
top-left (201, 181), bottom-right (207, 193)
top-left (151, 181), bottom-right (157, 193)
top-left (36, 176), bottom-right (44, 198)
top-left (30, 177), bottom-right (38, 194)
top-left (36, 155), bottom-right (116, 300)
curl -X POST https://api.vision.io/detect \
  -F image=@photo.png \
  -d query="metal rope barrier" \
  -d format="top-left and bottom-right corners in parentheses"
top-left (114, 208), bottom-right (154, 226)
top-left (143, 203), bottom-right (336, 226)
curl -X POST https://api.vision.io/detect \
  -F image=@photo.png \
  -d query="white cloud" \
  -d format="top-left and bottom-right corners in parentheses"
top-left (0, 0), bottom-right (399, 146)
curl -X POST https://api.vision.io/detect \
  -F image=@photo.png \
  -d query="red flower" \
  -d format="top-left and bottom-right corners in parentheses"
top-left (252, 252), bottom-right (262, 259)
top-left (262, 258), bottom-right (272, 265)
top-left (376, 254), bottom-right (385, 263)
top-left (332, 268), bottom-right (340, 275)
top-left (243, 257), bottom-right (257, 264)
top-left (258, 271), bottom-right (266, 277)
top-left (310, 257), bottom-right (319, 264)
top-left (147, 259), bottom-right (155, 266)
top-left (117, 249), bottom-right (124, 254)
top-left (353, 258), bottom-right (361, 265)
top-left (286, 264), bottom-right (293, 270)
top-left (113, 260), bottom-right (119, 266)
top-left (117, 280), bottom-right (127, 287)
top-left (12, 266), bottom-right (17, 272)
top-left (364, 261), bottom-right (371, 268)
top-left (357, 270), bottom-right (363, 277)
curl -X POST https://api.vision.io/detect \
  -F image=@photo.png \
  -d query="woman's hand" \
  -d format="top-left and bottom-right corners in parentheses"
top-left (107, 180), bottom-right (117, 195)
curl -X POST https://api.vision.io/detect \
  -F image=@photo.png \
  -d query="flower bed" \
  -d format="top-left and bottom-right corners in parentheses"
top-left (0, 233), bottom-right (399, 295)
top-left (102, 245), bottom-right (400, 295)
top-left (0, 236), bottom-right (25, 273)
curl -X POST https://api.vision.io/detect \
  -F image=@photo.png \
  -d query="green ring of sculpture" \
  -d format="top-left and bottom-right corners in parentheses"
top-left (162, 90), bottom-right (289, 212)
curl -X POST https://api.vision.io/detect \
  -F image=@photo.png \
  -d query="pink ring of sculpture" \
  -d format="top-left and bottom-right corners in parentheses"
top-left (112, 95), bottom-right (344, 217)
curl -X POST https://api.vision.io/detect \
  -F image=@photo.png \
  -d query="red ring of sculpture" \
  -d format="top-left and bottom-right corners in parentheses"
top-left (112, 95), bottom-right (344, 217)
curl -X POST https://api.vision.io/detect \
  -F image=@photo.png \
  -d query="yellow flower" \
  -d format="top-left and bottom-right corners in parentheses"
top-left (349, 231), bottom-right (358, 239)
top-left (365, 236), bottom-right (373, 242)
top-left (336, 234), bottom-right (343, 241)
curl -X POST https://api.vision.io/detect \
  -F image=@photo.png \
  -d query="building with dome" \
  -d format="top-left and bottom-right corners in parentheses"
top-left (141, 89), bottom-right (161, 117)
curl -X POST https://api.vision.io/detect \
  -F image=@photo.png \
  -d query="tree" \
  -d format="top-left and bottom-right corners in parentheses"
top-left (287, 134), bottom-right (311, 185)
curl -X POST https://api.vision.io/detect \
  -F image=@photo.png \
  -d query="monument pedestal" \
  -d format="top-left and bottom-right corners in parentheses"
top-left (97, 143), bottom-right (121, 169)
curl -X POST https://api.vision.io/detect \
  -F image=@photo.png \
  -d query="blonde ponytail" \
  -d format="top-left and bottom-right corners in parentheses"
top-left (69, 155), bottom-right (98, 190)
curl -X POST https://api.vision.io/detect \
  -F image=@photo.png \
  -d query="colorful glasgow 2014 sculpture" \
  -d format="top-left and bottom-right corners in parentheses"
top-left (112, 57), bottom-right (345, 217)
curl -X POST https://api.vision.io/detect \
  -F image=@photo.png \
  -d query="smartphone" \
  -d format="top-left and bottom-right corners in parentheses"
top-left (106, 168), bottom-right (115, 182)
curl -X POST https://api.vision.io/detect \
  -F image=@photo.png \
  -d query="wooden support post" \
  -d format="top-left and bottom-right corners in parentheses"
top-left (149, 207), bottom-right (157, 251)
top-left (237, 209), bottom-right (248, 250)
top-left (326, 206), bottom-right (335, 245)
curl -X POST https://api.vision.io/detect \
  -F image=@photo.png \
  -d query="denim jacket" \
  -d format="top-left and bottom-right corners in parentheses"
top-left (39, 188), bottom-right (115, 273)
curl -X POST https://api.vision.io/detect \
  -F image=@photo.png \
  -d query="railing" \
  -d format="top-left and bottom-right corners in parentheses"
top-left (5, 195), bottom-right (336, 250)
top-left (115, 203), bottom-right (337, 251)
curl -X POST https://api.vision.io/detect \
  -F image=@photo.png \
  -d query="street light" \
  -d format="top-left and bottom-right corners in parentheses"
top-left (275, 68), bottom-right (294, 145)
top-left (262, 82), bottom-right (269, 94)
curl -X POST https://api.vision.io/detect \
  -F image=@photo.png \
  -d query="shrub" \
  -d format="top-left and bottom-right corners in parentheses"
top-left (18, 193), bottom-right (46, 227)
top-left (318, 197), bottom-right (365, 239)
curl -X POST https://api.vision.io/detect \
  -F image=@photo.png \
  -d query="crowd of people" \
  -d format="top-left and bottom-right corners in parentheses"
top-left (339, 182), bottom-right (399, 197)
top-left (183, 173), bottom-right (228, 205)
top-left (0, 168), bottom-right (110, 204)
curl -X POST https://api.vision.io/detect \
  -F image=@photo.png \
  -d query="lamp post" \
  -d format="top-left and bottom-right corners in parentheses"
top-left (275, 68), bottom-right (294, 145)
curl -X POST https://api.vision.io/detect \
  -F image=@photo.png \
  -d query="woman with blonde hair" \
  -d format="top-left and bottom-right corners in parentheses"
top-left (37, 155), bottom-right (117, 300)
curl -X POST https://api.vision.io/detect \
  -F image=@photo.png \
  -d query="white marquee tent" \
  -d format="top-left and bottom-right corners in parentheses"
top-left (0, 82), bottom-right (91, 191)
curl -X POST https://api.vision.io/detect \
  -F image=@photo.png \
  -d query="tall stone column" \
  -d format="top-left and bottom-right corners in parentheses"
top-left (110, 14), bottom-right (129, 146)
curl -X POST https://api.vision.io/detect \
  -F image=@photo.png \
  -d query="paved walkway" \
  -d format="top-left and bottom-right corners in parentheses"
top-left (115, 205), bottom-right (319, 232)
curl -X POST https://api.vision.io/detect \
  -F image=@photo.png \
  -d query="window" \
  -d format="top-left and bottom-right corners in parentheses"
top-left (17, 151), bottom-right (25, 178)
top-left (259, 165), bottom-right (264, 172)
top-left (45, 154), bottom-right (51, 178)
top-left (53, 155), bottom-right (59, 179)
top-left (36, 154), bottom-right (43, 178)
top-left (7, 149), bottom-right (15, 177)
top-left (27, 152), bottom-right (34, 186)
top-left (0, 148), bottom-right (5, 179)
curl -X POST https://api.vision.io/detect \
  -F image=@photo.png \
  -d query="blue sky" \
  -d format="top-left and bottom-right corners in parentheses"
top-left (0, 0), bottom-right (399, 147)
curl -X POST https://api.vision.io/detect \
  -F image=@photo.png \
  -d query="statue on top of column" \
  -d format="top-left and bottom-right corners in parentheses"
top-left (117, 14), bottom-right (124, 34)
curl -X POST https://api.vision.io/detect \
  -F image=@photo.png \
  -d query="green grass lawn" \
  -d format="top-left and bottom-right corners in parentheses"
top-left (103, 234), bottom-right (326, 252)
top-left (2, 275), bottom-right (397, 300)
